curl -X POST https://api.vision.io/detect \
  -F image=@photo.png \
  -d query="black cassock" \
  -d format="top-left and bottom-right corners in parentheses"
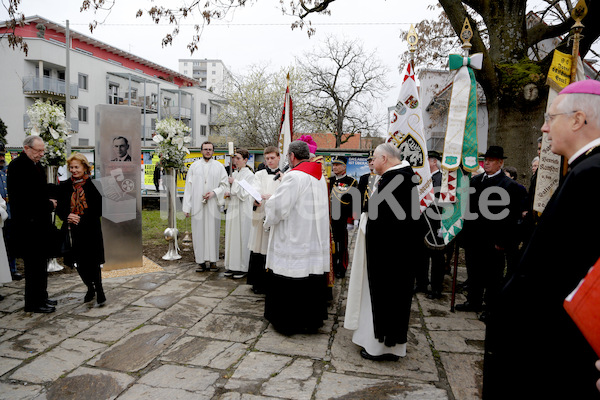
top-left (483, 145), bottom-right (600, 399)
top-left (365, 165), bottom-right (425, 347)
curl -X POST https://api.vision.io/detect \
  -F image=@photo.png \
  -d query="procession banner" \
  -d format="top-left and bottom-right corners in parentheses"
top-left (278, 83), bottom-right (293, 169)
top-left (534, 56), bottom-right (585, 214)
top-left (386, 62), bottom-right (434, 212)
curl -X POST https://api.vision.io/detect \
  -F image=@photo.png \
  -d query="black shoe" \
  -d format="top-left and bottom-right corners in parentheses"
top-left (84, 290), bottom-right (95, 303)
top-left (232, 272), bottom-right (247, 279)
top-left (455, 301), bottom-right (483, 312)
top-left (25, 305), bottom-right (56, 313)
top-left (209, 263), bottom-right (219, 272)
top-left (97, 292), bottom-right (106, 306)
top-left (414, 285), bottom-right (429, 294)
top-left (11, 272), bottom-right (23, 281)
top-left (223, 270), bottom-right (234, 277)
top-left (195, 267), bottom-right (207, 273)
top-left (46, 299), bottom-right (58, 306)
top-left (334, 272), bottom-right (345, 279)
top-left (426, 291), bottom-right (442, 300)
top-left (360, 349), bottom-right (399, 362)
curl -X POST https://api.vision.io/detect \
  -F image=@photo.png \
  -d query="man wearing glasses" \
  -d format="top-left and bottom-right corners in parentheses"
top-left (7, 136), bottom-right (58, 313)
top-left (483, 80), bottom-right (600, 399)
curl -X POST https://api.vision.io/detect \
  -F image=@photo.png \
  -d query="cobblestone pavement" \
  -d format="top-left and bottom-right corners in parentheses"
top-left (0, 234), bottom-right (484, 400)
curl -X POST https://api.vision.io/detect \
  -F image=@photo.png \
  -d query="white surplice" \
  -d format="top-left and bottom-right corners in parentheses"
top-left (182, 158), bottom-right (228, 264)
top-left (264, 168), bottom-right (330, 278)
top-left (0, 198), bottom-right (11, 284)
top-left (224, 166), bottom-right (255, 272)
top-left (248, 169), bottom-right (281, 255)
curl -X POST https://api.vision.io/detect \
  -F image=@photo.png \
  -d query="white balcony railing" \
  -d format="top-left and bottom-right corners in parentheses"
top-left (22, 76), bottom-right (79, 98)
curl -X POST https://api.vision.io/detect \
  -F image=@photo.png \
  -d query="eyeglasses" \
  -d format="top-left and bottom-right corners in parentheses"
top-left (544, 111), bottom-right (578, 122)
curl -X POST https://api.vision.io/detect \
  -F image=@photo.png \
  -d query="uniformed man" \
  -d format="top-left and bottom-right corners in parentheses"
top-left (329, 156), bottom-right (358, 279)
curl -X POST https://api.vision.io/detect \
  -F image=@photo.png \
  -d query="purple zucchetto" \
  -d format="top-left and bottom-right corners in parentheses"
top-left (559, 79), bottom-right (600, 96)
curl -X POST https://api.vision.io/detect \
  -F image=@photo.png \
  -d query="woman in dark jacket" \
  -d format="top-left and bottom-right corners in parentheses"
top-left (56, 153), bottom-right (106, 305)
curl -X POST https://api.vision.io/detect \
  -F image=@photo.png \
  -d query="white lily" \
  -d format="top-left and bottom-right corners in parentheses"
top-left (49, 127), bottom-right (59, 139)
top-left (153, 134), bottom-right (164, 143)
top-left (172, 136), bottom-right (184, 150)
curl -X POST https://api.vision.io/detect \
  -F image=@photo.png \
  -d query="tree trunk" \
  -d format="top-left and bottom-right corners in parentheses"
top-left (487, 95), bottom-right (546, 184)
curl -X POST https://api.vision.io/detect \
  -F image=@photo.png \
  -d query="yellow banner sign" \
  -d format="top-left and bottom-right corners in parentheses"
top-left (547, 50), bottom-right (572, 90)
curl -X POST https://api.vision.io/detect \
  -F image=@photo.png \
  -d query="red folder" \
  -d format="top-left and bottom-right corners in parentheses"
top-left (564, 256), bottom-right (600, 357)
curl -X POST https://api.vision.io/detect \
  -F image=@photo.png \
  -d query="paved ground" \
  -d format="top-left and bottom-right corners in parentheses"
top-left (0, 234), bottom-right (484, 400)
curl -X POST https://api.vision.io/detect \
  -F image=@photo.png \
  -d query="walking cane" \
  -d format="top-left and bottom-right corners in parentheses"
top-left (450, 242), bottom-right (459, 312)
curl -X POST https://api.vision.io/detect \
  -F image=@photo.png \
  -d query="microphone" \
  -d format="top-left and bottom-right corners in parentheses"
top-left (273, 164), bottom-right (290, 180)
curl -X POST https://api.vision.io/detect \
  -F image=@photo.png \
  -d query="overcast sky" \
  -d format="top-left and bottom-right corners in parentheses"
top-left (8, 0), bottom-right (442, 131)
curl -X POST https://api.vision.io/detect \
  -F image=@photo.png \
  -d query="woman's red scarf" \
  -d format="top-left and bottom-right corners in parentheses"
top-left (70, 175), bottom-right (89, 215)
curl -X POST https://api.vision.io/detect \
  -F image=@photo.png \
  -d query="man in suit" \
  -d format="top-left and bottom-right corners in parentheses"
top-left (483, 80), bottom-right (600, 399)
top-left (7, 136), bottom-right (57, 313)
top-left (455, 146), bottom-right (524, 321)
top-left (329, 156), bottom-right (358, 279)
top-left (0, 145), bottom-right (20, 281)
top-left (111, 136), bottom-right (132, 162)
top-left (416, 150), bottom-right (446, 299)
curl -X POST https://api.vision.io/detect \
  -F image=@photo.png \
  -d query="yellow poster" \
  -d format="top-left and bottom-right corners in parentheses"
top-left (547, 50), bottom-right (572, 91)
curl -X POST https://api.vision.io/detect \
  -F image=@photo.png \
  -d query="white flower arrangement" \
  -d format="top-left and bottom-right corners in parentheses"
top-left (153, 117), bottom-right (191, 169)
top-left (26, 99), bottom-right (70, 166)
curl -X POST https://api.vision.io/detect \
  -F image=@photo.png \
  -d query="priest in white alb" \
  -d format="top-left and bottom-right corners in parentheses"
top-left (246, 146), bottom-right (281, 293)
top-left (182, 141), bottom-right (228, 272)
top-left (263, 140), bottom-right (330, 335)
top-left (223, 148), bottom-right (255, 279)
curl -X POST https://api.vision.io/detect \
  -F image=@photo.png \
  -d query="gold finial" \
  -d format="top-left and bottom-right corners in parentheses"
top-left (407, 24), bottom-right (418, 53)
top-left (460, 17), bottom-right (473, 50)
top-left (571, 0), bottom-right (587, 29)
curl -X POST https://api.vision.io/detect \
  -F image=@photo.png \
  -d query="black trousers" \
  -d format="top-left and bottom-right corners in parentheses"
top-left (76, 261), bottom-right (104, 296)
top-left (465, 244), bottom-right (505, 309)
top-left (331, 222), bottom-right (348, 276)
top-left (23, 254), bottom-right (48, 309)
top-left (416, 247), bottom-right (446, 293)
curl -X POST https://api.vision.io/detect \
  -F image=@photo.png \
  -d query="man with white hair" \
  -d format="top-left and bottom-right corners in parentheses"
top-left (350, 143), bottom-right (424, 361)
top-left (483, 80), bottom-right (600, 399)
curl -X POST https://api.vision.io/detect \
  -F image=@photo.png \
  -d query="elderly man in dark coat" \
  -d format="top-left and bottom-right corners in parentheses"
top-left (483, 80), bottom-right (600, 399)
top-left (351, 143), bottom-right (424, 361)
top-left (455, 145), bottom-right (525, 322)
top-left (7, 136), bottom-right (57, 313)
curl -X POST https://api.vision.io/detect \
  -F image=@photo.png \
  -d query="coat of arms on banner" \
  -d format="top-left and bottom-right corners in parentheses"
top-left (395, 100), bottom-right (407, 115)
top-left (404, 95), bottom-right (419, 109)
top-left (399, 134), bottom-right (424, 167)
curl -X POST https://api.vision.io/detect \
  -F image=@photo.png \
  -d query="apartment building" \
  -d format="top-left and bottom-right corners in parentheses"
top-left (178, 58), bottom-right (232, 95)
top-left (0, 16), bottom-right (227, 148)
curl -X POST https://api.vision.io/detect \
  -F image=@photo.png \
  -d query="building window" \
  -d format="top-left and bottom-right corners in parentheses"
top-left (78, 73), bottom-right (88, 90)
top-left (201, 103), bottom-right (207, 114)
top-left (212, 71), bottom-right (216, 75)
top-left (78, 138), bottom-right (89, 146)
top-left (184, 62), bottom-right (188, 66)
top-left (184, 70), bottom-right (188, 75)
top-left (108, 83), bottom-right (119, 105)
top-left (78, 106), bottom-right (88, 122)
top-left (201, 125), bottom-right (207, 136)
top-left (212, 62), bottom-right (216, 66)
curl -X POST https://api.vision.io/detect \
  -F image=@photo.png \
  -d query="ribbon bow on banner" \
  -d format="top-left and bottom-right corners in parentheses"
top-left (448, 53), bottom-right (483, 71)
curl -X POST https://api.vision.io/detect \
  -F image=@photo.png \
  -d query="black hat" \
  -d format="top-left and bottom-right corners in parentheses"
top-left (428, 150), bottom-right (442, 161)
top-left (332, 156), bottom-right (348, 165)
top-left (366, 151), bottom-right (374, 161)
top-left (483, 146), bottom-right (507, 159)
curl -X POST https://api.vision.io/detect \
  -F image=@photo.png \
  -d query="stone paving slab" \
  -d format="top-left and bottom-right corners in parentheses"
top-left (137, 364), bottom-right (220, 393)
top-left (213, 296), bottom-right (266, 318)
top-left (75, 305), bottom-right (161, 343)
top-left (161, 336), bottom-right (247, 370)
top-left (0, 382), bottom-right (44, 400)
top-left (188, 313), bottom-right (266, 343)
top-left (189, 278), bottom-right (240, 299)
top-left (429, 330), bottom-right (485, 354)
top-left (331, 326), bottom-right (439, 382)
top-left (121, 272), bottom-right (173, 291)
top-left (68, 287), bottom-right (148, 318)
top-left (439, 353), bottom-right (483, 400)
top-left (90, 325), bottom-right (184, 372)
top-left (132, 279), bottom-right (199, 309)
top-left (0, 356), bottom-right (21, 378)
top-left (9, 338), bottom-right (106, 384)
top-left (0, 316), bottom-right (97, 359)
top-left (42, 366), bottom-right (135, 400)
top-left (151, 295), bottom-right (220, 328)
top-left (225, 351), bottom-right (292, 391)
top-left (261, 358), bottom-right (318, 400)
top-left (116, 384), bottom-right (204, 400)
top-left (315, 371), bottom-right (448, 400)
top-left (254, 329), bottom-right (330, 359)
